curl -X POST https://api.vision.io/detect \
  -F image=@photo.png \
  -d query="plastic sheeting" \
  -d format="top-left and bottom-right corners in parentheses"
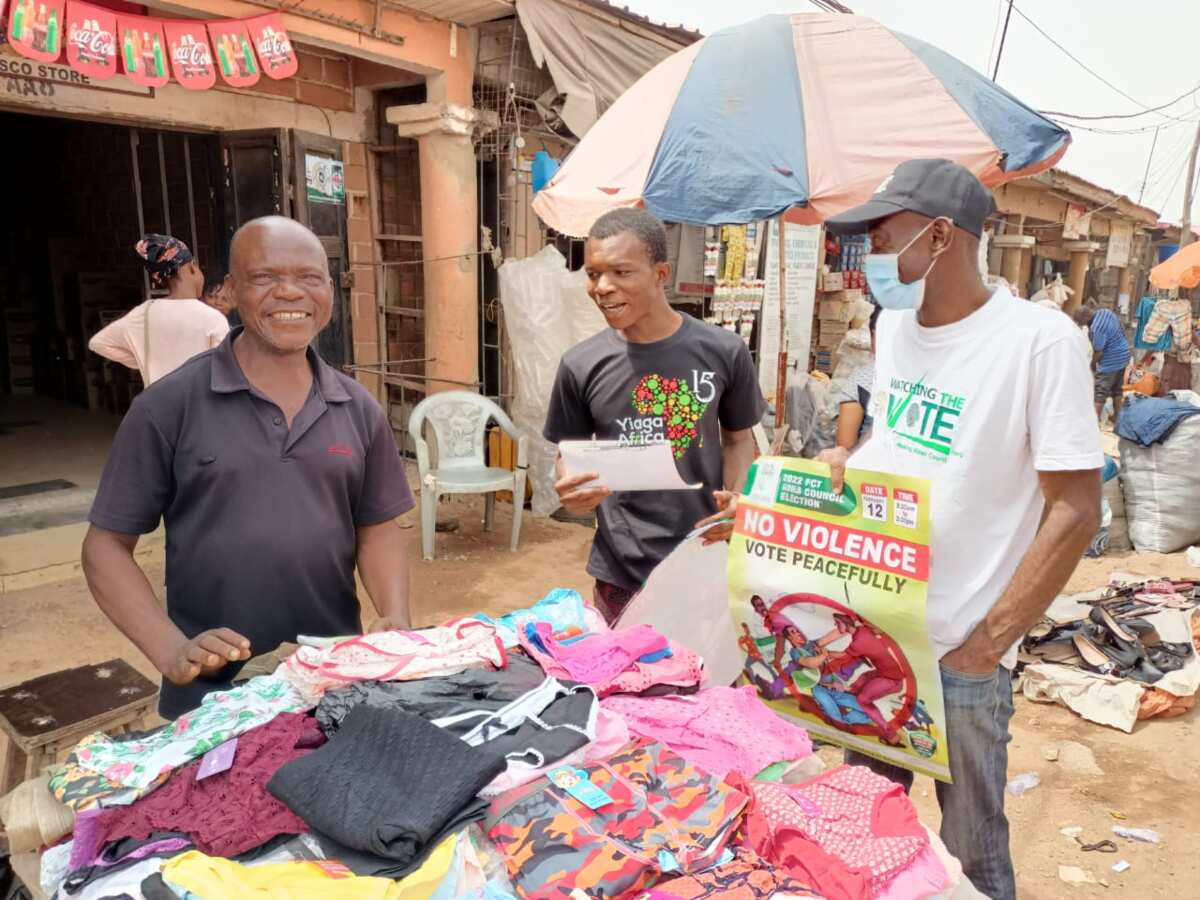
top-left (498, 246), bottom-right (607, 516)
top-left (1120, 393), bottom-right (1200, 553)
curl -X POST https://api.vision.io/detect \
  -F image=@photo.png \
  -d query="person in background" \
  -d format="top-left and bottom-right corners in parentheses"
top-left (814, 159), bottom-right (1100, 900)
top-left (89, 235), bottom-right (230, 386)
top-left (202, 269), bottom-right (234, 318)
top-left (82, 217), bottom-right (414, 719)
top-left (1074, 305), bottom-right (1131, 429)
top-left (833, 304), bottom-right (882, 451)
top-left (545, 208), bottom-right (765, 623)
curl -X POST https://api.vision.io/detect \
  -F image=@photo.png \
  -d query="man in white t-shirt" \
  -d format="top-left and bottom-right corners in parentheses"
top-left (820, 160), bottom-right (1102, 900)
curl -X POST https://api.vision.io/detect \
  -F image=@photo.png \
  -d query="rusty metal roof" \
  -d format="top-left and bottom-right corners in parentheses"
top-left (384, 0), bottom-right (516, 26)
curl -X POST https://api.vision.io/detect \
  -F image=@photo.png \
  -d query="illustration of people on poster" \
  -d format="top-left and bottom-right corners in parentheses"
top-left (728, 456), bottom-right (950, 781)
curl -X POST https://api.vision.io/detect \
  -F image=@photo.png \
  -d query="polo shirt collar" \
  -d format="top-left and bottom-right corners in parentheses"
top-left (210, 327), bottom-right (352, 403)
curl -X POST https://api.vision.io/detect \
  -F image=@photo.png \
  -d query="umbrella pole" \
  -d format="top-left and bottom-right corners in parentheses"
top-left (775, 216), bottom-right (788, 429)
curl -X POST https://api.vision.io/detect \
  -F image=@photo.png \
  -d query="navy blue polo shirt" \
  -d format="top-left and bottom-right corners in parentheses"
top-left (90, 328), bottom-right (414, 718)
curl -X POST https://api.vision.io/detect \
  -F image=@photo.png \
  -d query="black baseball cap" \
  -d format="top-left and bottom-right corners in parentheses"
top-left (824, 159), bottom-right (997, 239)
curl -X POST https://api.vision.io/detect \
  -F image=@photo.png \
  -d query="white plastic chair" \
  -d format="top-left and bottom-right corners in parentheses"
top-left (408, 391), bottom-right (528, 561)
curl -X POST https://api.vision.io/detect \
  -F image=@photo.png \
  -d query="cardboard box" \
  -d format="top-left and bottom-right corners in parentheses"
top-left (821, 271), bottom-right (845, 292)
top-left (819, 300), bottom-right (854, 322)
top-left (823, 289), bottom-right (864, 304)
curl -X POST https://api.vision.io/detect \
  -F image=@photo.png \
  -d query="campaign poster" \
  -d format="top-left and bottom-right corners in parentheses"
top-left (728, 457), bottom-right (950, 781)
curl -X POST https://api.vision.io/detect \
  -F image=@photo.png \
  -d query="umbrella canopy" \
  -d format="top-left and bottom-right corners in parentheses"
top-left (1150, 241), bottom-right (1200, 290)
top-left (533, 13), bottom-right (1070, 237)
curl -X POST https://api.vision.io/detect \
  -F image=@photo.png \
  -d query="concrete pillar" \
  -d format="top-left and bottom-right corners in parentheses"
top-left (387, 102), bottom-right (497, 392)
top-left (1064, 241), bottom-right (1101, 316)
top-left (993, 234), bottom-right (1035, 297)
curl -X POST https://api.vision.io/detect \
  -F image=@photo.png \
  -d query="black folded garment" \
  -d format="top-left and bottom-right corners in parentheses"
top-left (267, 705), bottom-right (506, 877)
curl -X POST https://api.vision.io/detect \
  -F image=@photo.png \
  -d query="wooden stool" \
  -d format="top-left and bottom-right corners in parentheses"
top-left (0, 659), bottom-right (158, 795)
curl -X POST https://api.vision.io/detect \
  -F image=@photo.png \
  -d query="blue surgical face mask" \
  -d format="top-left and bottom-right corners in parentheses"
top-left (864, 219), bottom-right (946, 310)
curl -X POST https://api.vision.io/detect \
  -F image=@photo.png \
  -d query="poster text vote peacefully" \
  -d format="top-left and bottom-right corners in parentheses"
top-left (728, 457), bottom-right (950, 781)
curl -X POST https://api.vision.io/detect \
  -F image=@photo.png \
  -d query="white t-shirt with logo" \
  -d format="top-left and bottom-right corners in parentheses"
top-left (851, 287), bottom-right (1103, 668)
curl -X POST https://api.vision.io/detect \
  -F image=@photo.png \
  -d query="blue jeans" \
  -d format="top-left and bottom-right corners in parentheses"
top-left (846, 664), bottom-right (1015, 900)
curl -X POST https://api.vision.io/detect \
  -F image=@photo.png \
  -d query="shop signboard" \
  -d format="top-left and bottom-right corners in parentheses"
top-left (728, 457), bottom-right (951, 781)
top-left (1063, 202), bottom-right (1090, 240)
top-left (206, 18), bottom-right (259, 88)
top-left (305, 154), bottom-right (345, 204)
top-left (115, 13), bottom-right (168, 88)
top-left (7, 0), bottom-right (65, 64)
top-left (65, 1), bottom-right (117, 79)
top-left (163, 19), bottom-right (215, 91)
top-left (0, 43), bottom-right (149, 96)
top-left (246, 12), bottom-right (297, 80)
top-left (1106, 220), bottom-right (1133, 269)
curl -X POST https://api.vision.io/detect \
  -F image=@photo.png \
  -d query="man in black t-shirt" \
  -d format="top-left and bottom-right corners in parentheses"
top-left (544, 209), bottom-right (766, 621)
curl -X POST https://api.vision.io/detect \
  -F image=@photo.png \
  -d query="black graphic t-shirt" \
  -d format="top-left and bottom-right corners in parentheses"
top-left (544, 314), bottom-right (766, 591)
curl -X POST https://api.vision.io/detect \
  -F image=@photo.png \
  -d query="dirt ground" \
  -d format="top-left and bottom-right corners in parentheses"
top-left (0, 493), bottom-right (1196, 898)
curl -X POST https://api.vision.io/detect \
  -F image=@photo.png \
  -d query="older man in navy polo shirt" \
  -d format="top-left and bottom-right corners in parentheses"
top-left (82, 217), bottom-right (415, 719)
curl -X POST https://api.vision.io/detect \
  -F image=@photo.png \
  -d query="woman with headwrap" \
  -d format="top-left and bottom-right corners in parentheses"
top-left (88, 234), bottom-right (230, 386)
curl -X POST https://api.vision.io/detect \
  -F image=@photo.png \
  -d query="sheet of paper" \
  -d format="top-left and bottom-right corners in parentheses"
top-left (559, 440), bottom-right (702, 492)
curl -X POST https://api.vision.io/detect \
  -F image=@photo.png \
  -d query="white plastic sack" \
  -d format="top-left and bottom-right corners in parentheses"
top-left (498, 246), bottom-right (607, 516)
top-left (1120, 411), bottom-right (1200, 553)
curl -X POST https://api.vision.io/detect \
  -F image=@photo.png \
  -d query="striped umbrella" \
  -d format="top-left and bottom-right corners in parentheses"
top-left (533, 13), bottom-right (1070, 236)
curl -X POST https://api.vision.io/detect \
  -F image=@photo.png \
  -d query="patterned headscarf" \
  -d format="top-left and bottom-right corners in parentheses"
top-left (135, 234), bottom-right (194, 289)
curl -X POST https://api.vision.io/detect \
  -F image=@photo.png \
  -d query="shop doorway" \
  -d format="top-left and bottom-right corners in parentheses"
top-left (0, 112), bottom-right (351, 536)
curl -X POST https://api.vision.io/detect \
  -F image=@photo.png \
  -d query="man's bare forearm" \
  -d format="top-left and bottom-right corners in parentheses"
top-left (82, 526), bottom-right (185, 675)
top-left (721, 428), bottom-right (757, 493)
top-left (356, 519), bottom-right (411, 629)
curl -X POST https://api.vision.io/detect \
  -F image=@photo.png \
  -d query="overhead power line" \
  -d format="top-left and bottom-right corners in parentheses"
top-left (1010, 5), bottom-right (1186, 123)
top-left (1040, 82), bottom-right (1200, 121)
top-left (991, 0), bottom-right (1014, 81)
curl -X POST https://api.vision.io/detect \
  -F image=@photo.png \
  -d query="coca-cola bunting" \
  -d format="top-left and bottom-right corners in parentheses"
top-left (162, 19), bottom-right (216, 91)
top-left (1, 4), bottom-right (299, 91)
top-left (206, 19), bottom-right (259, 88)
top-left (7, 0), bottom-right (67, 64)
top-left (116, 13), bottom-right (169, 88)
top-left (246, 12), bottom-right (297, 80)
top-left (65, 0), bottom-right (117, 79)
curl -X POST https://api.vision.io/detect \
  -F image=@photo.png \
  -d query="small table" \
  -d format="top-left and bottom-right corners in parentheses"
top-left (0, 659), bottom-right (158, 795)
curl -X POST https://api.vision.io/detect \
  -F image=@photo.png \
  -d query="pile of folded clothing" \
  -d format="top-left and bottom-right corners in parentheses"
top-left (21, 593), bottom-right (968, 900)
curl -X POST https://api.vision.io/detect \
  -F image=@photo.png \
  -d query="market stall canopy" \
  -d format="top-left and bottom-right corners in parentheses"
top-left (1149, 240), bottom-right (1200, 290)
top-left (532, 12), bottom-right (1071, 237)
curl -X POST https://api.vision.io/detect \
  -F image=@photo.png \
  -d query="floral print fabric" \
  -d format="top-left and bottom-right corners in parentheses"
top-left (65, 675), bottom-right (306, 794)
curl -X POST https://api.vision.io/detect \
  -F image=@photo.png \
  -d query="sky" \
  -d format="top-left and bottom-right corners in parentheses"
top-left (619, 0), bottom-right (1200, 225)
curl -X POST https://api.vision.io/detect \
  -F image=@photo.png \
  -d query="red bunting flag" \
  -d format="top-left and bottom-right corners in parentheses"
top-left (7, 0), bottom-right (66, 63)
top-left (245, 12), bottom-right (296, 80)
top-left (64, 1), bottom-right (117, 79)
top-left (115, 13), bottom-right (168, 88)
top-left (205, 18), bottom-right (259, 88)
top-left (162, 18), bottom-right (215, 91)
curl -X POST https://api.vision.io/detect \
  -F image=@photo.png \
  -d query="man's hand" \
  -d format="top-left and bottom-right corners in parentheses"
top-left (695, 490), bottom-right (738, 544)
top-left (555, 471), bottom-right (611, 516)
top-left (939, 634), bottom-right (1000, 677)
top-left (815, 446), bottom-right (852, 492)
top-left (368, 615), bottom-right (411, 634)
top-left (161, 628), bottom-right (251, 686)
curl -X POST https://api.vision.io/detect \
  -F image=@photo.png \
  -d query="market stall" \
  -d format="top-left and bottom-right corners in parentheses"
top-left (2, 584), bottom-right (992, 900)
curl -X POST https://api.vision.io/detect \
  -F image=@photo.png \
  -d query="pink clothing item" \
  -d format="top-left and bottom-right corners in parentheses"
top-left (87, 298), bottom-right (229, 385)
top-left (73, 713), bottom-right (320, 863)
top-left (480, 706), bottom-right (631, 799)
top-left (743, 766), bottom-right (927, 898)
top-left (518, 622), bottom-right (702, 697)
top-left (602, 686), bottom-right (812, 778)
top-left (533, 622), bottom-right (668, 684)
top-left (282, 619), bottom-right (507, 703)
top-left (874, 845), bottom-right (949, 900)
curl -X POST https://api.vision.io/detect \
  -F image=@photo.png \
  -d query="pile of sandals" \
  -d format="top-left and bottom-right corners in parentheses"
top-left (1022, 580), bottom-right (1197, 683)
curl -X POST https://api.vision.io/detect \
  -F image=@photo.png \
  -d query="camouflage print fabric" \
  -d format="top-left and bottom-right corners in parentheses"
top-left (485, 740), bottom-right (747, 900)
